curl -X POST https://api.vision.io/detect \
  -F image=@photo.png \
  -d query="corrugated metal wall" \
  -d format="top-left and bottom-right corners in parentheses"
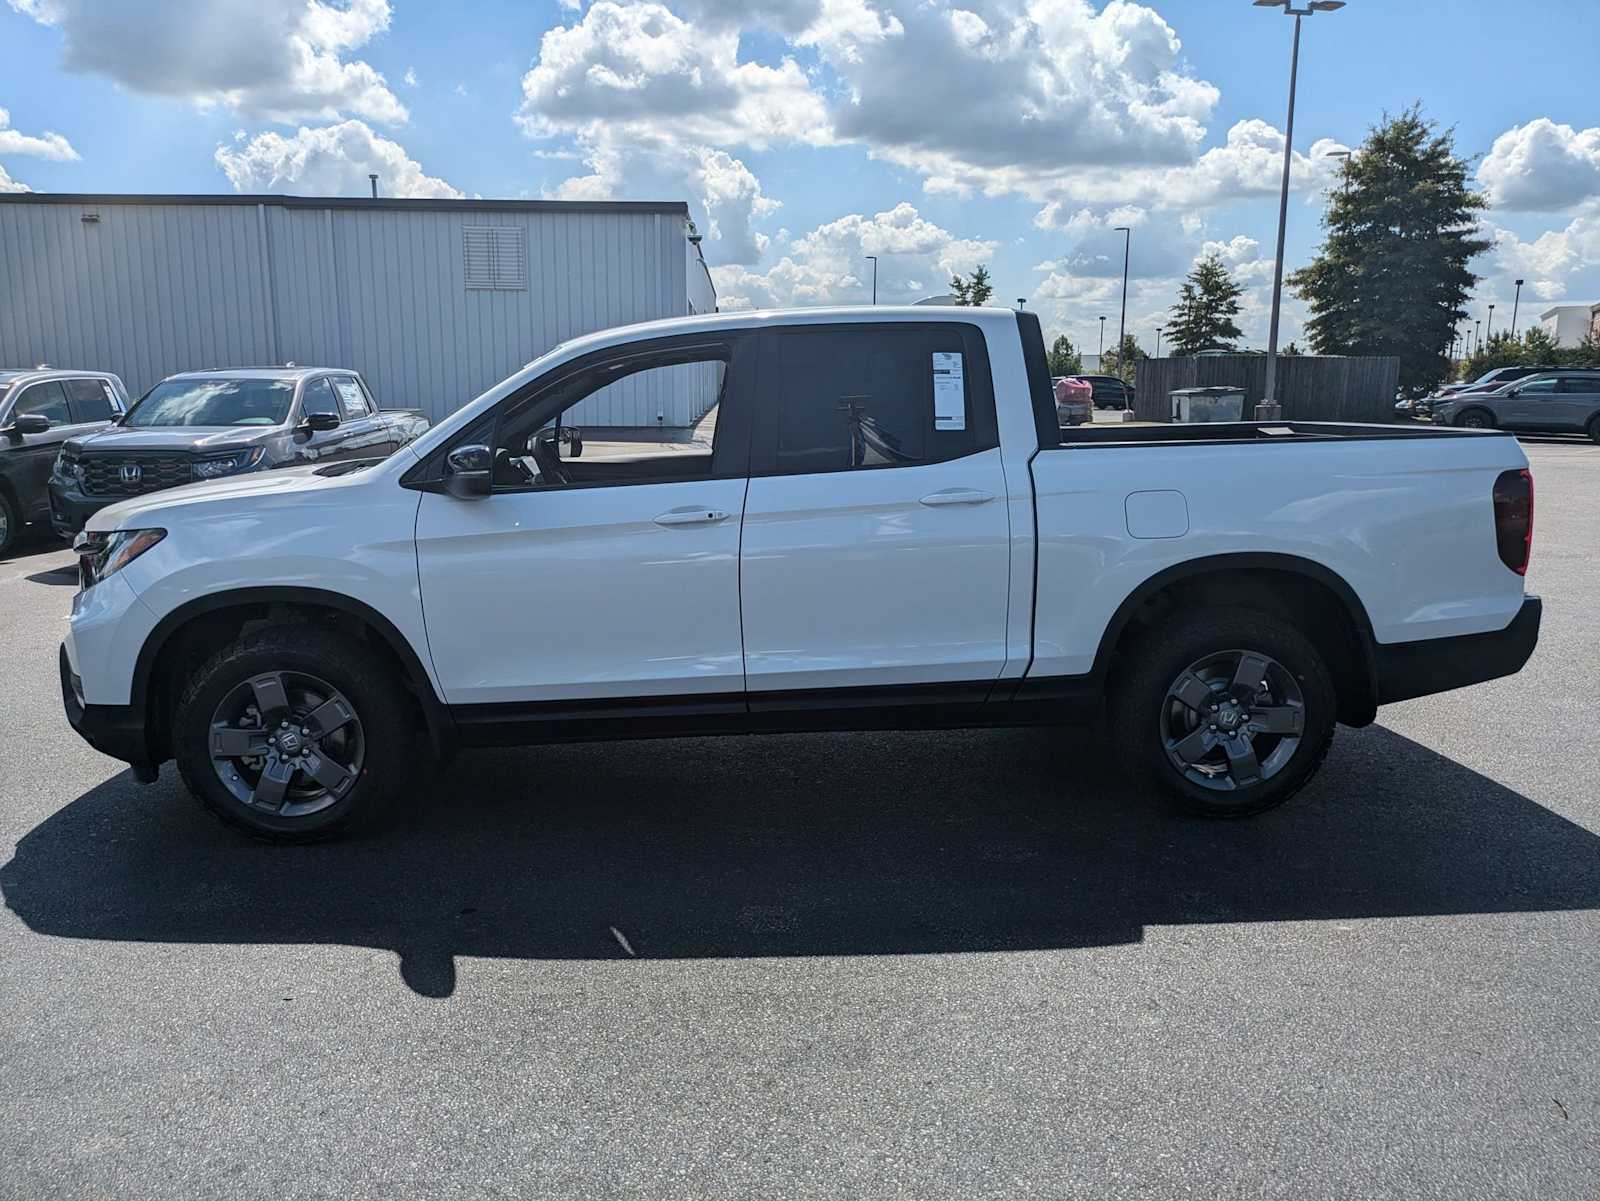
top-left (0, 198), bottom-right (715, 428)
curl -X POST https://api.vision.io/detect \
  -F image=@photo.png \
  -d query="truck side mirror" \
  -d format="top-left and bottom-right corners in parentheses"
top-left (444, 444), bottom-right (492, 499)
top-left (4, 413), bottom-right (52, 439)
top-left (301, 411), bottom-right (340, 433)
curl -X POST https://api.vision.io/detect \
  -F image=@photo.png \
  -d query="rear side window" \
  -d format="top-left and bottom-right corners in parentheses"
top-left (1559, 377), bottom-right (1600, 393)
top-left (763, 325), bottom-right (998, 475)
top-left (64, 377), bottom-right (117, 422)
top-left (331, 377), bottom-right (370, 418)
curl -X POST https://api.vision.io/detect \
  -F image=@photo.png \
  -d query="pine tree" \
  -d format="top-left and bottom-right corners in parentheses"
top-left (1289, 106), bottom-right (1489, 395)
top-left (1102, 333), bottom-right (1145, 381)
top-left (1167, 255), bottom-right (1245, 355)
top-left (1047, 333), bottom-right (1083, 377)
top-left (950, 265), bottom-right (994, 306)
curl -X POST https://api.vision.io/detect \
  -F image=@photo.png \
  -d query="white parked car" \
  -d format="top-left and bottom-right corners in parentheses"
top-left (62, 307), bottom-right (1540, 840)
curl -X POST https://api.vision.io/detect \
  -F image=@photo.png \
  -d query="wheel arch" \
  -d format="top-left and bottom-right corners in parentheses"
top-left (1093, 552), bottom-right (1380, 727)
top-left (134, 586), bottom-right (453, 763)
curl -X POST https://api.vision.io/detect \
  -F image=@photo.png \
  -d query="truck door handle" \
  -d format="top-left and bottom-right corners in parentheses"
top-left (919, 488), bottom-right (995, 507)
top-left (653, 508), bottom-right (731, 527)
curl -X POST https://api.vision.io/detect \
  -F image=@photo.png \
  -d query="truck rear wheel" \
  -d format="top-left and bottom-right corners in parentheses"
top-left (172, 622), bottom-right (416, 841)
top-left (1109, 607), bottom-right (1336, 818)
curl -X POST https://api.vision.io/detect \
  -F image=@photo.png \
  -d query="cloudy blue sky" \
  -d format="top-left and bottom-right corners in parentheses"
top-left (2, 0), bottom-right (1596, 356)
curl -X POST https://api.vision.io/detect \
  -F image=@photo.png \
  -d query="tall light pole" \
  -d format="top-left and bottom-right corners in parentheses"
top-left (1510, 278), bottom-right (1524, 339)
top-left (1486, 303), bottom-right (1495, 345)
top-left (1326, 148), bottom-right (1351, 196)
top-left (1114, 226), bottom-right (1131, 381)
top-left (1155, 326), bottom-right (1164, 358)
top-left (1098, 316), bottom-right (1107, 365)
top-left (865, 255), bottom-right (878, 305)
top-left (1255, 0), bottom-right (1347, 419)
top-left (1474, 319), bottom-right (1481, 356)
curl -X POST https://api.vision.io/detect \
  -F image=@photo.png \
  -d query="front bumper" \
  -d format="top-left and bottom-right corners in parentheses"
top-left (60, 644), bottom-right (157, 782)
top-left (48, 479), bottom-right (111, 539)
top-left (1374, 596), bottom-right (1542, 705)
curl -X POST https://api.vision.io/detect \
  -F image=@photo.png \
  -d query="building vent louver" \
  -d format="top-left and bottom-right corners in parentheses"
top-left (463, 226), bottom-right (527, 290)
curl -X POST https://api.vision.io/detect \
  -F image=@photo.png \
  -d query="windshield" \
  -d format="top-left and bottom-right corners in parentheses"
top-left (124, 378), bottom-right (295, 427)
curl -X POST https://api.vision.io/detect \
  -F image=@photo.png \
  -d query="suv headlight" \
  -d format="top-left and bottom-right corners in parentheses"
top-left (192, 447), bottom-right (266, 480)
top-left (53, 450), bottom-right (83, 483)
top-left (74, 528), bottom-right (166, 589)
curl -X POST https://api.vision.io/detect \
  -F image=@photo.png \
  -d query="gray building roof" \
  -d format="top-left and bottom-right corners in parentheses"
top-left (0, 193), bottom-right (691, 216)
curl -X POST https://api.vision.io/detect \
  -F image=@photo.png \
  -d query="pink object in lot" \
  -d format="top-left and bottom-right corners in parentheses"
top-left (1054, 376), bottom-right (1093, 425)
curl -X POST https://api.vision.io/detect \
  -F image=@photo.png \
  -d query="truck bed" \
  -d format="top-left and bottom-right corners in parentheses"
top-left (1051, 420), bottom-right (1501, 448)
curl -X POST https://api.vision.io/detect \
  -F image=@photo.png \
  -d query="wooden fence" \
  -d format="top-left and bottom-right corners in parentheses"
top-left (1132, 355), bottom-right (1400, 422)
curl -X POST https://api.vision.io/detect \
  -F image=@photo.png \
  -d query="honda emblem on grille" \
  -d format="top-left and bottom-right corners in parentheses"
top-left (120, 463), bottom-right (142, 485)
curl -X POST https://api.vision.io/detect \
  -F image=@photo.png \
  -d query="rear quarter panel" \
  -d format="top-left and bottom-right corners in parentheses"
top-left (1029, 431), bottom-right (1532, 678)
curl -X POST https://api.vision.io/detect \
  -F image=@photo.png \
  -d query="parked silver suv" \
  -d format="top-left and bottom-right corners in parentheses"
top-left (1434, 370), bottom-right (1600, 442)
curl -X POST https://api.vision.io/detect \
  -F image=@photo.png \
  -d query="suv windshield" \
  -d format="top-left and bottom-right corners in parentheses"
top-left (125, 378), bottom-right (295, 427)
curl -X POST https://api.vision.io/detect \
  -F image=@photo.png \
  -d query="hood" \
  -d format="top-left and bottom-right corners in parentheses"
top-left (67, 424), bottom-right (281, 455)
top-left (85, 463), bottom-right (332, 532)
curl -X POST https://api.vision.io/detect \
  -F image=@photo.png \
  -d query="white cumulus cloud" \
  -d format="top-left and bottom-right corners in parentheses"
top-left (1479, 118), bottom-right (1600, 213)
top-left (712, 202), bottom-right (995, 308)
top-left (214, 120), bottom-right (462, 197)
top-left (0, 106), bottom-right (79, 160)
top-left (7, 0), bottom-right (406, 124)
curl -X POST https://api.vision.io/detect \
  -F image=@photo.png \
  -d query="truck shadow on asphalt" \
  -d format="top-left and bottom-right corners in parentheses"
top-left (4, 723), bottom-right (1598, 997)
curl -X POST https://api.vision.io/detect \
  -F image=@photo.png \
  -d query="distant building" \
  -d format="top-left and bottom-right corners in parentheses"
top-left (1539, 303), bottom-right (1599, 347)
top-left (0, 193), bottom-right (716, 429)
top-left (1590, 303), bottom-right (1600, 344)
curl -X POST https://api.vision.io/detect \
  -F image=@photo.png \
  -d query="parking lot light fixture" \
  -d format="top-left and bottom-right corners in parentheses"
top-left (1511, 279), bottom-right (1524, 338)
top-left (1255, 0), bottom-right (1347, 419)
top-left (865, 255), bottom-right (877, 305)
top-left (1114, 226), bottom-right (1131, 381)
top-left (1099, 316), bottom-right (1107, 363)
top-left (1487, 304), bottom-right (1496, 344)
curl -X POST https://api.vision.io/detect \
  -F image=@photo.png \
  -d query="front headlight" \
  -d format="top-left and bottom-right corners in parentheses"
top-left (192, 447), bottom-right (266, 480)
top-left (53, 450), bottom-right (83, 483)
top-left (74, 528), bottom-right (166, 589)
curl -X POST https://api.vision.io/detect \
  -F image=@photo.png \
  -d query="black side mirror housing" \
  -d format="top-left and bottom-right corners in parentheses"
top-left (4, 413), bottom-right (51, 439)
top-left (301, 411), bottom-right (340, 433)
top-left (444, 444), bottom-right (493, 499)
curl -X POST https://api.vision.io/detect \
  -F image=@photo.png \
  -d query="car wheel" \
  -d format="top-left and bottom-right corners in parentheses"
top-left (1109, 607), bottom-right (1337, 818)
top-left (0, 492), bottom-right (16, 557)
top-left (172, 622), bottom-right (418, 842)
top-left (1456, 408), bottom-right (1494, 429)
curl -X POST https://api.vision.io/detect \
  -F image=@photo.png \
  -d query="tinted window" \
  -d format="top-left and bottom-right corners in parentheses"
top-left (302, 378), bottom-right (341, 419)
top-left (127, 378), bottom-right (295, 427)
top-left (771, 328), bottom-right (984, 474)
top-left (331, 377), bottom-right (369, 418)
top-left (1559, 377), bottom-right (1600, 393)
top-left (65, 377), bottom-right (116, 422)
top-left (13, 381), bottom-right (71, 425)
top-left (1517, 378), bottom-right (1558, 395)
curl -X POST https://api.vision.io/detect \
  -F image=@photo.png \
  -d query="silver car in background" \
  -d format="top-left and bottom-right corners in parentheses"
top-left (1433, 370), bottom-right (1600, 442)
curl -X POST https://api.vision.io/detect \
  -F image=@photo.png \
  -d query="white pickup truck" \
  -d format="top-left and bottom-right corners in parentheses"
top-left (61, 307), bottom-right (1540, 840)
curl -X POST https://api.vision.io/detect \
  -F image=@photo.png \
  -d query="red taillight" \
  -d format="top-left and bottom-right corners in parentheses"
top-left (1493, 469), bottom-right (1534, 575)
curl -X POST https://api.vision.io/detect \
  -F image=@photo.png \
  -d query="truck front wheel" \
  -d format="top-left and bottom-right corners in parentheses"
top-left (1109, 607), bottom-right (1337, 818)
top-left (171, 622), bottom-right (417, 841)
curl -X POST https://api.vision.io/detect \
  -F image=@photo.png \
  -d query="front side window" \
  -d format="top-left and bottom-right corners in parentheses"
top-left (302, 379), bottom-right (341, 419)
top-left (490, 346), bottom-right (731, 490)
top-left (126, 379), bottom-right (295, 427)
top-left (1517, 378), bottom-right (1558, 396)
top-left (768, 327), bottom-right (991, 474)
top-left (13, 381), bottom-right (71, 425)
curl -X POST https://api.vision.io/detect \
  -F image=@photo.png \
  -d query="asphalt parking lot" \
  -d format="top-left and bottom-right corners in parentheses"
top-left (2, 439), bottom-right (1597, 1200)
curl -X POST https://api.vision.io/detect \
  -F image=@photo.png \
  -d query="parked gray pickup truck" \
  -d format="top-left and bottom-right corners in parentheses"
top-left (50, 366), bottom-right (429, 536)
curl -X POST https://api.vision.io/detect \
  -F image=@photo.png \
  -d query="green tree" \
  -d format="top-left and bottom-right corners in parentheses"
top-left (1289, 107), bottom-right (1489, 396)
top-left (1102, 333), bottom-right (1146, 381)
top-left (1166, 255), bottom-right (1245, 354)
top-left (1047, 333), bottom-right (1083, 377)
top-left (950, 265), bottom-right (994, 306)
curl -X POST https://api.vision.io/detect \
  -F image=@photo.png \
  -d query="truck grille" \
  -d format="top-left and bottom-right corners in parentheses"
top-left (80, 455), bottom-right (193, 497)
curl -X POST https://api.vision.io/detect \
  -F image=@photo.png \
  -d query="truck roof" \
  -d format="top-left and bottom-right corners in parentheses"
top-left (1, 367), bottom-right (123, 386)
top-left (163, 366), bottom-right (357, 382)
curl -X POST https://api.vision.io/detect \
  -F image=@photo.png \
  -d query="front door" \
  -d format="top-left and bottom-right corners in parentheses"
top-left (415, 333), bottom-right (753, 705)
top-left (1496, 376), bottom-right (1559, 429)
top-left (3, 381), bottom-right (80, 522)
top-left (738, 322), bottom-right (1014, 697)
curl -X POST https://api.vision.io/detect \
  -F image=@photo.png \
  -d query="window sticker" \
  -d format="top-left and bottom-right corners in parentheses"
top-left (932, 351), bottom-right (966, 431)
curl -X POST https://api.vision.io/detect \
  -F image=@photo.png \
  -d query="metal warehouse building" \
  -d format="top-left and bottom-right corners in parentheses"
top-left (0, 193), bottom-right (718, 430)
